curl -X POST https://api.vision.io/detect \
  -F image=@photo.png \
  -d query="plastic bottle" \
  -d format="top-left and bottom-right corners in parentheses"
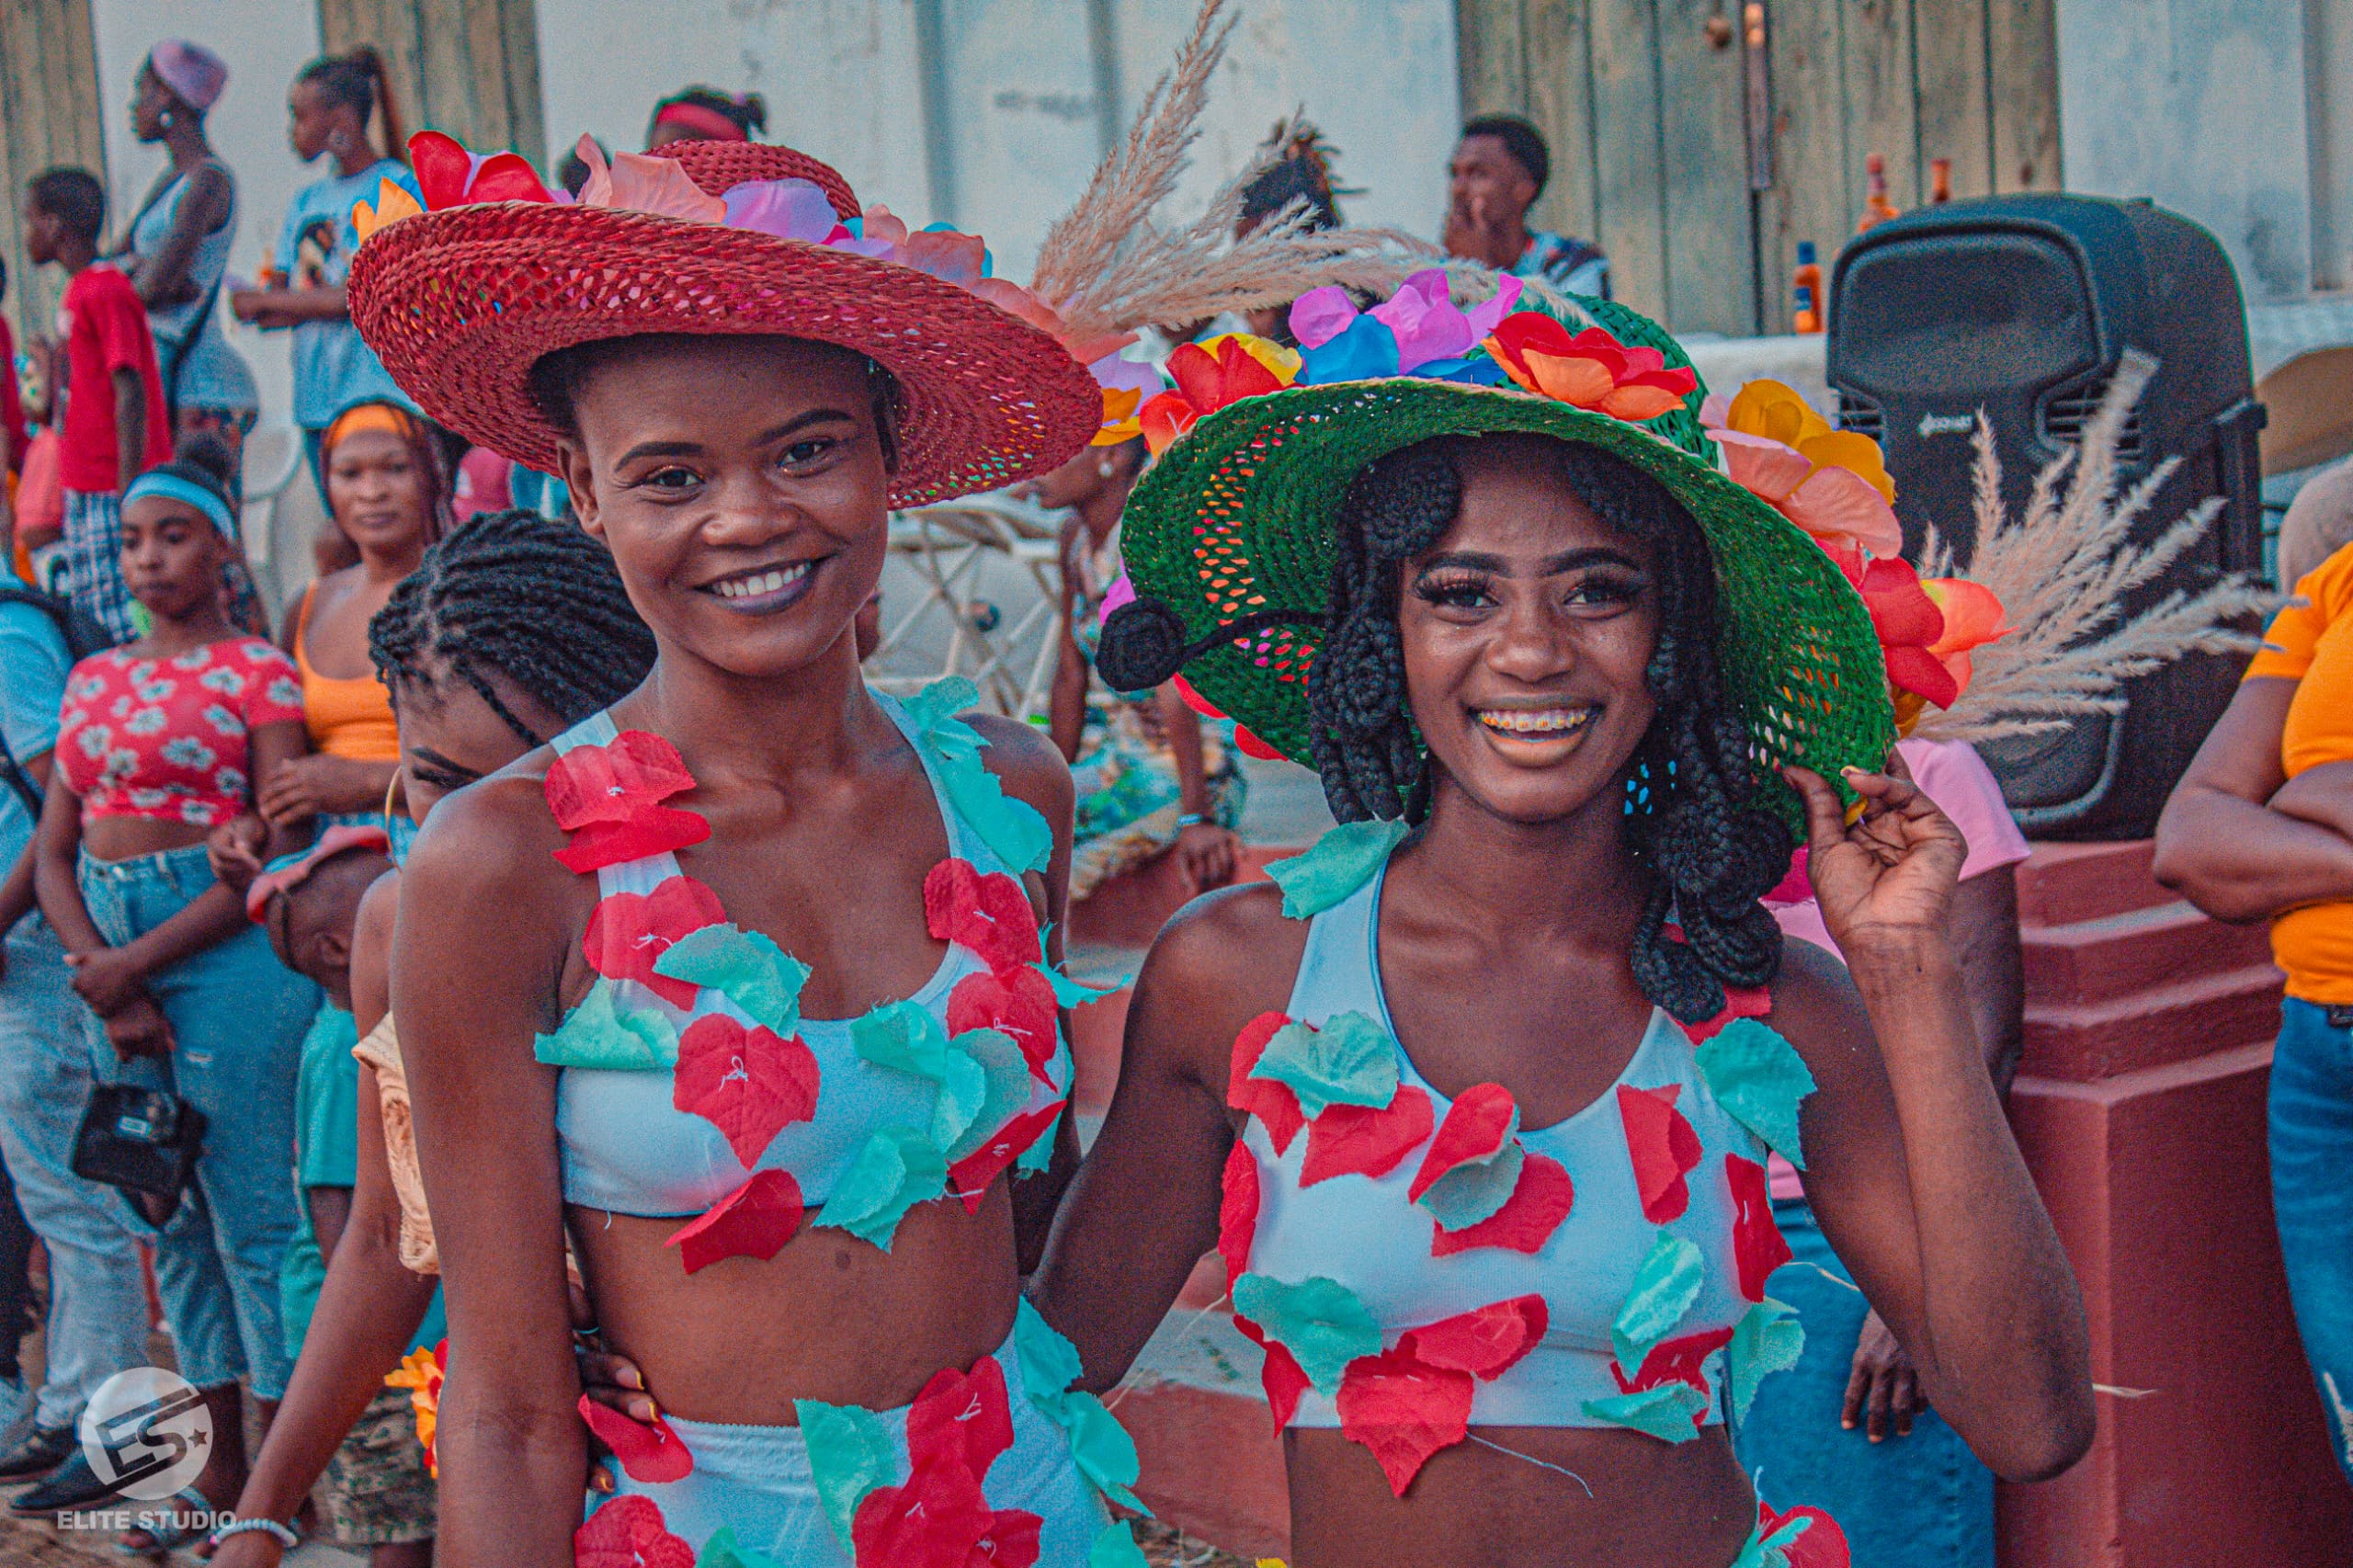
top-left (1791, 241), bottom-right (1823, 334)
top-left (1931, 157), bottom-right (1953, 204)
top-left (1858, 153), bottom-right (1900, 233)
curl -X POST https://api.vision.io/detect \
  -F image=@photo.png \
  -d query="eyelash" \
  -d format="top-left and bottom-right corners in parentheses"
top-left (631, 437), bottom-right (846, 493)
top-left (1409, 573), bottom-right (1645, 611)
top-left (406, 765), bottom-right (474, 792)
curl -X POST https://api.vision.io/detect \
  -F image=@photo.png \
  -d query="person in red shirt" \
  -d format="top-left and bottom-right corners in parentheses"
top-left (22, 168), bottom-right (172, 645)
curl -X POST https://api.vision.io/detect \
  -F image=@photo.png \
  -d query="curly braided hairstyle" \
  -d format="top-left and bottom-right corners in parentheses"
top-left (1308, 436), bottom-right (1792, 1024)
top-left (369, 508), bottom-right (656, 744)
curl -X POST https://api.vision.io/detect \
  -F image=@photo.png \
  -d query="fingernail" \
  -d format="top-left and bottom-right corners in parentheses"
top-left (636, 1399), bottom-right (656, 1422)
top-left (622, 1369), bottom-right (642, 1390)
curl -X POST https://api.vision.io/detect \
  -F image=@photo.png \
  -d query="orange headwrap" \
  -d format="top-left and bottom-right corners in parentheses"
top-left (322, 401), bottom-right (421, 459)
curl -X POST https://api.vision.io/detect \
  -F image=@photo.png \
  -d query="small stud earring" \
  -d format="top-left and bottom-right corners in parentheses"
top-left (1097, 459), bottom-right (1114, 477)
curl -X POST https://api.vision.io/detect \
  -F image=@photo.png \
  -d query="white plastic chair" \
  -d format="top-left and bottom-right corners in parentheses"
top-left (869, 494), bottom-right (1069, 719)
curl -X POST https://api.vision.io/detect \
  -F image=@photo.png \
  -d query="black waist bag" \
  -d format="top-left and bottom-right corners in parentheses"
top-left (72, 1085), bottom-right (206, 1199)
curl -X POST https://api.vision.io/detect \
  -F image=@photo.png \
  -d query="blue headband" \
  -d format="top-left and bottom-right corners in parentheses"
top-left (121, 472), bottom-right (235, 538)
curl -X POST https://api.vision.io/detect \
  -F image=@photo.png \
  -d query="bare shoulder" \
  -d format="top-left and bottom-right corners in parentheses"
top-left (355, 866), bottom-right (400, 956)
top-left (1765, 935), bottom-right (1887, 1094)
top-left (398, 759), bottom-right (572, 922)
top-left (1130, 881), bottom-right (1308, 1082)
top-left (965, 710), bottom-right (1074, 824)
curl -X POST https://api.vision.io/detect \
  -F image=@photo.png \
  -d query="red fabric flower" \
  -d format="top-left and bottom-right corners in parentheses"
top-left (411, 129), bottom-right (555, 210)
top-left (1335, 1345), bottom-right (1475, 1497)
top-left (1428, 1152), bottom-right (1575, 1258)
top-left (1397, 1295), bottom-right (1549, 1380)
top-left (923, 859), bottom-right (1042, 974)
top-left (575, 1398), bottom-right (696, 1483)
top-left (1854, 557), bottom-right (1961, 709)
top-left (1613, 1325), bottom-right (1735, 1402)
top-left (946, 1099), bottom-right (1063, 1212)
top-left (574, 1494), bottom-right (695, 1568)
top-left (1759, 1501), bottom-right (1853, 1568)
top-left (1233, 1314), bottom-right (1313, 1433)
top-left (1227, 1013), bottom-right (1306, 1153)
top-left (1726, 1153), bottom-right (1792, 1301)
top-left (1483, 315), bottom-right (1698, 422)
top-left (905, 1355), bottom-right (1017, 1478)
top-left (583, 876), bottom-right (726, 1007)
top-left (946, 967), bottom-right (1059, 1080)
top-left (665, 1168), bottom-right (803, 1273)
top-left (1301, 1086), bottom-right (1435, 1187)
top-left (543, 730), bottom-right (709, 874)
top-left (672, 1016), bottom-right (820, 1165)
top-left (1218, 1141), bottom-right (1259, 1285)
top-left (1617, 1084), bottom-right (1704, 1222)
top-left (1407, 1084), bottom-right (1518, 1200)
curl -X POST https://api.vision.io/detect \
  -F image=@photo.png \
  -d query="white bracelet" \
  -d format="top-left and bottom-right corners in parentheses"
top-left (210, 1517), bottom-right (300, 1550)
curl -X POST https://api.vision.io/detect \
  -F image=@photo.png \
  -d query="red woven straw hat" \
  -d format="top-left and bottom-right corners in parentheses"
top-left (346, 138), bottom-right (1105, 506)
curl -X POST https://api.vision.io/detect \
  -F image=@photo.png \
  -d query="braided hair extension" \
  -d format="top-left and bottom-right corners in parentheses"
top-left (369, 508), bottom-right (655, 745)
top-left (1308, 436), bottom-right (1792, 1024)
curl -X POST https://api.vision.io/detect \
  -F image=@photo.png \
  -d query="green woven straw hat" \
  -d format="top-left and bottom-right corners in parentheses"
top-left (1106, 286), bottom-right (1894, 833)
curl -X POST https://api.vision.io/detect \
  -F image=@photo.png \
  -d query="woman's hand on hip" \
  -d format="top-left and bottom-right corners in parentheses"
top-left (66, 945), bottom-right (149, 1016)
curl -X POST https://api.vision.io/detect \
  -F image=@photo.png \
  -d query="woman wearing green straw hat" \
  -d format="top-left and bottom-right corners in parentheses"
top-left (1030, 274), bottom-right (2094, 1567)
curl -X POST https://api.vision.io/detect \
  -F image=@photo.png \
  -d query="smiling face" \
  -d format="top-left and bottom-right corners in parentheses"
top-left (392, 655), bottom-right (566, 824)
top-left (120, 495), bottom-right (229, 622)
top-left (551, 334), bottom-right (894, 680)
top-left (1397, 435), bottom-right (1662, 826)
top-left (325, 427), bottom-right (434, 559)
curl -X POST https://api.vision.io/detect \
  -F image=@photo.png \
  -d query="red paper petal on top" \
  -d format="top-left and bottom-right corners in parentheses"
top-left (1615, 1324), bottom-right (1734, 1400)
top-left (1726, 1153), bottom-right (1792, 1302)
top-left (552, 806), bottom-right (711, 874)
top-left (574, 1494), bottom-right (695, 1568)
top-left (1397, 1294), bottom-right (1549, 1381)
top-left (544, 730), bottom-right (698, 828)
top-left (1679, 978), bottom-right (1772, 1044)
top-left (947, 966), bottom-right (1059, 1079)
top-left (1302, 1085), bottom-right (1435, 1187)
top-left (946, 1099), bottom-right (1063, 1212)
top-left (1760, 1502), bottom-right (1854, 1568)
top-left (408, 131), bottom-right (474, 211)
top-left (1407, 1084), bottom-right (1518, 1201)
top-left (576, 1394), bottom-right (695, 1483)
top-left (1233, 1314), bottom-right (1312, 1433)
top-left (923, 859), bottom-right (1043, 974)
top-left (1218, 1141), bottom-right (1259, 1285)
top-left (582, 875), bottom-right (726, 1007)
top-left (1884, 642), bottom-right (1963, 708)
top-left (466, 150), bottom-right (553, 203)
top-left (673, 1016), bottom-right (821, 1165)
top-left (1335, 1345), bottom-right (1476, 1496)
top-left (1172, 675), bottom-right (1227, 721)
top-left (850, 1451), bottom-right (996, 1568)
top-left (1617, 1084), bottom-right (1704, 1223)
top-left (981, 1510), bottom-right (1044, 1568)
top-left (1233, 725), bottom-right (1286, 762)
top-left (665, 1167), bottom-right (803, 1272)
top-left (905, 1353), bottom-right (1016, 1478)
top-left (1429, 1151), bottom-right (1574, 1257)
top-left (1228, 1012), bottom-right (1306, 1153)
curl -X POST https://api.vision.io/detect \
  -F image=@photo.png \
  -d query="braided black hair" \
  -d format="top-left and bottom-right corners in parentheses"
top-left (1307, 436), bottom-right (1791, 1025)
top-left (369, 507), bottom-right (655, 744)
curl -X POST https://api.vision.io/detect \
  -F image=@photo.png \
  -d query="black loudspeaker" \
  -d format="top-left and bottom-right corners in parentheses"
top-left (1826, 194), bottom-right (2267, 841)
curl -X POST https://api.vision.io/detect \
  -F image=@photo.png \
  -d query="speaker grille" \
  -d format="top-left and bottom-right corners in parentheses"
top-left (2039, 379), bottom-right (2143, 461)
top-left (1837, 390), bottom-right (1883, 439)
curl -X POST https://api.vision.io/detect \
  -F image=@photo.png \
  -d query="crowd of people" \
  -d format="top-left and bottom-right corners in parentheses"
top-left (0, 17), bottom-right (2336, 1568)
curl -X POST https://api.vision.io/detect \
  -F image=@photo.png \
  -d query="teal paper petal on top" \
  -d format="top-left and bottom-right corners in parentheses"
top-left (1059, 1389), bottom-right (1145, 1509)
top-left (1418, 1138), bottom-right (1526, 1231)
top-left (853, 1000), bottom-right (951, 1082)
top-left (1725, 1297), bottom-right (1805, 1422)
top-left (1265, 819), bottom-right (1411, 919)
top-left (654, 924), bottom-right (810, 1035)
top-left (1694, 1017), bottom-right (1816, 1169)
top-left (533, 980), bottom-right (678, 1071)
top-left (1579, 1381), bottom-right (1708, 1443)
top-left (817, 1127), bottom-right (948, 1251)
top-left (936, 749), bottom-right (1055, 875)
top-left (1248, 1010), bottom-right (1400, 1119)
top-left (1037, 961), bottom-right (1121, 1009)
top-left (1610, 1231), bottom-right (1707, 1373)
top-left (1016, 1101), bottom-right (1063, 1174)
top-left (900, 676), bottom-right (982, 733)
top-left (1232, 1272), bottom-right (1382, 1394)
top-left (942, 1028), bottom-right (1033, 1163)
top-left (793, 1398), bottom-right (898, 1551)
top-left (1088, 1521), bottom-right (1150, 1568)
top-left (695, 1525), bottom-right (783, 1568)
top-left (1014, 1297), bottom-right (1086, 1403)
top-left (929, 1044), bottom-right (995, 1152)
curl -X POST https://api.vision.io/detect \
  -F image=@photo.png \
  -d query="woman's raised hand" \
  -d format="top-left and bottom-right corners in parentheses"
top-left (1782, 753), bottom-right (1968, 962)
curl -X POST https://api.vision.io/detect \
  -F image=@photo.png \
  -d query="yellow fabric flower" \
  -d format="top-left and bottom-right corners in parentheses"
top-left (351, 178), bottom-right (423, 244)
top-left (385, 1343), bottom-right (445, 1477)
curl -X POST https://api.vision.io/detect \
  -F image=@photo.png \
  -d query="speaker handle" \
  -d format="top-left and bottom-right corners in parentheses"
top-left (2209, 397), bottom-right (2268, 577)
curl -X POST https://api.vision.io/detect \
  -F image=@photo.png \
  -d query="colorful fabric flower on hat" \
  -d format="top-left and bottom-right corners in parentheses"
top-left (1845, 556), bottom-right (2011, 732)
top-left (350, 177), bottom-right (423, 242)
top-left (1483, 312), bottom-right (1699, 421)
top-left (1699, 380), bottom-right (1900, 573)
top-left (412, 131), bottom-right (557, 210)
top-left (1290, 270), bottom-right (1522, 387)
top-left (1138, 335), bottom-right (1304, 456)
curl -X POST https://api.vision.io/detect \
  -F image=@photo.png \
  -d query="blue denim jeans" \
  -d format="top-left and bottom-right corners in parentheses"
top-left (0, 915), bottom-right (152, 1428)
top-left (78, 844), bottom-right (316, 1399)
top-left (1731, 1198), bottom-right (1995, 1568)
top-left (2270, 997), bottom-right (2353, 1483)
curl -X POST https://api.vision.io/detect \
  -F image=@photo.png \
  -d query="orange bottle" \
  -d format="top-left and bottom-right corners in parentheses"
top-left (1931, 157), bottom-right (1953, 204)
top-left (1858, 153), bottom-right (1900, 233)
top-left (1792, 242), bottom-right (1824, 334)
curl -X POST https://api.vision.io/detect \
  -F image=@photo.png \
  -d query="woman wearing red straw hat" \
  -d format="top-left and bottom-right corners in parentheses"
top-left (341, 134), bottom-right (1156, 1567)
top-left (1027, 278), bottom-right (2094, 1566)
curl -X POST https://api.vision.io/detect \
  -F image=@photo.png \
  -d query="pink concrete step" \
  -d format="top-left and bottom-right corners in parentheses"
top-left (2021, 898), bottom-right (2277, 1005)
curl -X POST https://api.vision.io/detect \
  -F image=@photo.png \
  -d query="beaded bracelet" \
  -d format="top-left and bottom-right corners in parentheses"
top-left (210, 1517), bottom-right (300, 1550)
top-left (1176, 812), bottom-right (1208, 828)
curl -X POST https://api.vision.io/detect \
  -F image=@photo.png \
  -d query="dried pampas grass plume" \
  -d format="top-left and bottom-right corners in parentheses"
top-left (1911, 349), bottom-right (2281, 745)
top-left (1029, 0), bottom-right (1470, 344)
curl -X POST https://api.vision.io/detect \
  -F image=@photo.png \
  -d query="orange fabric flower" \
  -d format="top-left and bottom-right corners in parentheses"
top-left (1847, 559), bottom-right (2008, 729)
top-left (386, 1340), bottom-right (447, 1476)
top-left (1482, 315), bottom-right (1697, 422)
top-left (1704, 380), bottom-right (1901, 561)
top-left (1138, 335), bottom-right (1302, 455)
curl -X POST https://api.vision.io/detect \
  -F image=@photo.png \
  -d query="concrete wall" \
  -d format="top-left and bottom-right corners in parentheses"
top-left (2056, 0), bottom-right (2317, 303)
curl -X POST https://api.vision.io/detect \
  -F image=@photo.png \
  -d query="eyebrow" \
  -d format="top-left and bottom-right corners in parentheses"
top-left (610, 408), bottom-right (858, 469)
top-left (408, 747), bottom-right (481, 781)
top-left (1415, 547), bottom-right (1648, 575)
